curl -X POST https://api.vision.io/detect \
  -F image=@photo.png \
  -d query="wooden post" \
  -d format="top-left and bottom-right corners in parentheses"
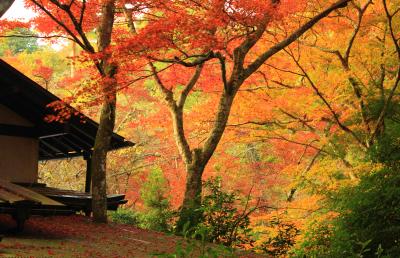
top-left (84, 152), bottom-right (92, 193)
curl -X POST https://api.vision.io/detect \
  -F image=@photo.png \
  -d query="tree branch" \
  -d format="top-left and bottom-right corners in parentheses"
top-left (79, 0), bottom-right (86, 27)
top-left (149, 62), bottom-right (174, 102)
top-left (177, 64), bottom-right (204, 109)
top-left (149, 62), bottom-right (193, 164)
top-left (369, 0), bottom-right (400, 145)
top-left (244, 0), bottom-right (351, 78)
top-left (288, 50), bottom-right (368, 149)
top-left (148, 51), bottom-right (216, 67)
top-left (0, 34), bottom-right (74, 41)
top-left (302, 1), bottom-right (373, 136)
top-left (30, 0), bottom-right (89, 51)
top-left (215, 52), bottom-right (228, 92)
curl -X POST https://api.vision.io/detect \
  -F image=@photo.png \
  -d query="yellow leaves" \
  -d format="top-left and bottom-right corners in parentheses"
top-left (349, 161), bottom-right (384, 178)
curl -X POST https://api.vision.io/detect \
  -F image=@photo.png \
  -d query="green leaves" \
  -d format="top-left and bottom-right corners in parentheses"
top-left (139, 167), bottom-right (175, 232)
top-left (195, 177), bottom-right (255, 248)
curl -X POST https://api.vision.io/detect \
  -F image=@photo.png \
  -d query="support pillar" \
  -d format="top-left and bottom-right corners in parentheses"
top-left (84, 152), bottom-right (92, 193)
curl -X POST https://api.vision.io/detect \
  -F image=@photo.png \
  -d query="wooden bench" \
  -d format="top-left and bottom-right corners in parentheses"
top-left (17, 184), bottom-right (128, 215)
top-left (0, 180), bottom-right (73, 230)
top-left (0, 180), bottom-right (127, 230)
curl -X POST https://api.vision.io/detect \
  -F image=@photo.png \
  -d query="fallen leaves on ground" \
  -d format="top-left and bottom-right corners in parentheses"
top-left (0, 215), bottom-right (264, 257)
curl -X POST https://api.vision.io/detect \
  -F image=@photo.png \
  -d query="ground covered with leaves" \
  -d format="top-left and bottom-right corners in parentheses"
top-left (0, 214), bottom-right (179, 257)
top-left (0, 215), bottom-right (265, 257)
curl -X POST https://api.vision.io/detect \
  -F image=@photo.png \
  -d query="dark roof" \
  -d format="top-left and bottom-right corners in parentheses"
top-left (0, 59), bottom-right (134, 160)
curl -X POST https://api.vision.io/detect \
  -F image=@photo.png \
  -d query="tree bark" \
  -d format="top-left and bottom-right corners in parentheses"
top-left (91, 0), bottom-right (116, 223)
top-left (176, 149), bottom-right (205, 232)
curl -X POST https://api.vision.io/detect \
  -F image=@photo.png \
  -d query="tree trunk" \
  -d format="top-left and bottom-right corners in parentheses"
top-left (176, 149), bottom-right (205, 233)
top-left (91, 0), bottom-right (116, 223)
top-left (91, 96), bottom-right (116, 222)
top-left (176, 89), bottom-right (237, 233)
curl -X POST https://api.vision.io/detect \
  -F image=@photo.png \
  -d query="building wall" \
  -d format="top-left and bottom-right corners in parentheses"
top-left (0, 104), bottom-right (38, 183)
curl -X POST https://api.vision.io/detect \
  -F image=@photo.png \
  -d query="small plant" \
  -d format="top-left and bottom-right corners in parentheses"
top-left (109, 208), bottom-right (138, 225)
top-left (139, 167), bottom-right (175, 232)
top-left (154, 222), bottom-right (236, 258)
top-left (196, 177), bottom-right (255, 248)
top-left (110, 168), bottom-right (176, 232)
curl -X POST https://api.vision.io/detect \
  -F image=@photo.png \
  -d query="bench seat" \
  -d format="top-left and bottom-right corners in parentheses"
top-left (20, 184), bottom-right (128, 213)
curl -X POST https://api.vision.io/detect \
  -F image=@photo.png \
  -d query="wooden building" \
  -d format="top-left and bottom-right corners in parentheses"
top-left (0, 59), bottom-right (133, 229)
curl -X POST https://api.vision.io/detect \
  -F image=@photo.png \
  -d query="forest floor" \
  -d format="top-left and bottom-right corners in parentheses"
top-left (0, 214), bottom-right (264, 257)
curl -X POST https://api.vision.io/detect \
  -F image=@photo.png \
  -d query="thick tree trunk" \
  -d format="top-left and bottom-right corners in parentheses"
top-left (91, 95), bottom-right (116, 222)
top-left (176, 149), bottom-right (205, 232)
top-left (91, 0), bottom-right (116, 223)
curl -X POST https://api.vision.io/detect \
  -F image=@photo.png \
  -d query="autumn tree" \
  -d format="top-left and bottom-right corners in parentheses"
top-left (288, 0), bottom-right (399, 150)
top-left (117, 0), bottom-right (353, 230)
top-left (233, 1), bottom-right (400, 252)
top-left (17, 0), bottom-right (119, 222)
top-left (257, 0), bottom-right (400, 199)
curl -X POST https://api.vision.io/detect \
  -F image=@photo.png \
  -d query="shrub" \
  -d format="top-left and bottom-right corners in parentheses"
top-left (194, 177), bottom-right (255, 248)
top-left (153, 223), bottom-right (236, 257)
top-left (293, 216), bottom-right (336, 257)
top-left (330, 166), bottom-right (400, 257)
top-left (109, 208), bottom-right (139, 225)
top-left (296, 166), bottom-right (400, 257)
top-left (139, 167), bottom-right (175, 232)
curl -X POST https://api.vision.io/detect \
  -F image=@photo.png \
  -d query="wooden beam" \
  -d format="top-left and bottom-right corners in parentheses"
top-left (44, 137), bottom-right (73, 154)
top-left (38, 151), bottom-right (83, 161)
top-left (61, 135), bottom-right (86, 153)
top-left (0, 124), bottom-right (38, 138)
top-left (68, 132), bottom-right (93, 150)
top-left (39, 139), bottom-right (63, 153)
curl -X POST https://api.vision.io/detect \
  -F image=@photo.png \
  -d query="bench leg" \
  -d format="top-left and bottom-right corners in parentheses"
top-left (12, 200), bottom-right (35, 232)
top-left (12, 216), bottom-right (26, 232)
top-left (84, 209), bottom-right (91, 217)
